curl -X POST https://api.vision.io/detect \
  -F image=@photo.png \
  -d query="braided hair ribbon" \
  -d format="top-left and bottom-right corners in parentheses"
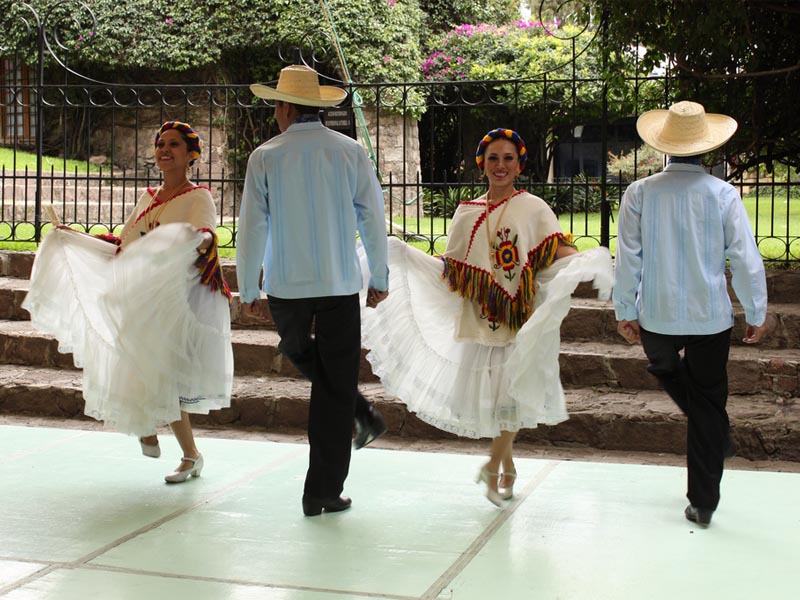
top-left (155, 121), bottom-right (202, 164)
top-left (475, 128), bottom-right (527, 171)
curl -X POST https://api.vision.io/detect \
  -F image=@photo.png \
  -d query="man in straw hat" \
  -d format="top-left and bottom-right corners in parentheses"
top-left (237, 64), bottom-right (389, 516)
top-left (613, 100), bottom-right (768, 528)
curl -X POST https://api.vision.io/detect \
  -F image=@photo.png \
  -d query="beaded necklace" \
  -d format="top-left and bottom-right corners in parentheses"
top-left (143, 180), bottom-right (191, 231)
top-left (119, 180), bottom-right (192, 245)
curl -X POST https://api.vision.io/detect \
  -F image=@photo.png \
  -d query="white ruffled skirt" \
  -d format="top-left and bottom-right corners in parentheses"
top-left (22, 223), bottom-right (234, 436)
top-left (360, 237), bottom-right (613, 439)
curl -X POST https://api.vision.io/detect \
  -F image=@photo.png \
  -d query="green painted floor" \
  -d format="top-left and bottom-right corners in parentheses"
top-left (0, 424), bottom-right (798, 600)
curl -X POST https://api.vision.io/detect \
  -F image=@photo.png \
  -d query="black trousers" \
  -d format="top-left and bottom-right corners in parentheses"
top-left (268, 294), bottom-right (362, 499)
top-left (640, 327), bottom-right (732, 511)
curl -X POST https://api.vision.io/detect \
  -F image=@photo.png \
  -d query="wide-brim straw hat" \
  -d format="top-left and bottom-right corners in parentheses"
top-left (636, 101), bottom-right (738, 156)
top-left (250, 65), bottom-right (347, 108)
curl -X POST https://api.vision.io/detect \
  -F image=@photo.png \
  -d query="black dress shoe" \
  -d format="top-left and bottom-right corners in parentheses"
top-left (685, 505), bottom-right (714, 527)
top-left (353, 404), bottom-right (387, 449)
top-left (302, 495), bottom-right (352, 517)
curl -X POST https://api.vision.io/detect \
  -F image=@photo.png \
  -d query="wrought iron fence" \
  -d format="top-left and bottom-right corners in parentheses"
top-left (1, 3), bottom-right (797, 264)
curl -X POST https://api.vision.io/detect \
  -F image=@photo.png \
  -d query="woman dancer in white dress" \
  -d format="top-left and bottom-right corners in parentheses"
top-left (23, 121), bottom-right (233, 483)
top-left (360, 128), bottom-right (612, 506)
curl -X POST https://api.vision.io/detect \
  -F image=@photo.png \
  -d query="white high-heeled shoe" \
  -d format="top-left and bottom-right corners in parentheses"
top-left (475, 465), bottom-right (504, 507)
top-left (164, 455), bottom-right (203, 483)
top-left (139, 437), bottom-right (161, 459)
top-left (499, 469), bottom-right (517, 501)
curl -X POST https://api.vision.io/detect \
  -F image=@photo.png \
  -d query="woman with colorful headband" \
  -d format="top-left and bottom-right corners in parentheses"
top-left (360, 128), bottom-right (613, 506)
top-left (23, 121), bottom-right (233, 484)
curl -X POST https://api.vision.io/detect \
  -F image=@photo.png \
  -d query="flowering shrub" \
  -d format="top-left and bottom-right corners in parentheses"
top-left (607, 143), bottom-right (665, 182)
top-left (421, 20), bottom-right (592, 89)
top-left (421, 50), bottom-right (469, 80)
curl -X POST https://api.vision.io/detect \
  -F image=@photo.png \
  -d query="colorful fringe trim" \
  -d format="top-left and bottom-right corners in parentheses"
top-left (441, 232), bottom-right (573, 331)
top-left (195, 228), bottom-right (232, 302)
top-left (95, 233), bottom-right (122, 246)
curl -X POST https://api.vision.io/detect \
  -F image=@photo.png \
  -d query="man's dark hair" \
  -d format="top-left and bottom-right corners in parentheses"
top-left (293, 103), bottom-right (320, 115)
top-left (275, 100), bottom-right (320, 116)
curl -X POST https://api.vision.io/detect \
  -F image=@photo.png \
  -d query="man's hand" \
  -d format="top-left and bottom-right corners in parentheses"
top-left (743, 322), bottom-right (768, 344)
top-left (366, 288), bottom-right (388, 309)
top-left (243, 299), bottom-right (272, 321)
top-left (617, 319), bottom-right (641, 344)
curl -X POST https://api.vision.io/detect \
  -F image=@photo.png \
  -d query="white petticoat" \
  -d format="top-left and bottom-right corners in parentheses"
top-left (22, 223), bottom-right (234, 436)
top-left (360, 237), bottom-right (613, 439)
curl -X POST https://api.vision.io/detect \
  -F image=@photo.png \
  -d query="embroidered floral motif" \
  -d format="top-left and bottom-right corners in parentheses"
top-left (493, 227), bottom-right (519, 280)
top-left (479, 308), bottom-right (502, 331)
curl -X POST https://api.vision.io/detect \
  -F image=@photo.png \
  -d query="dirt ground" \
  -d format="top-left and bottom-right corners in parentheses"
top-left (3, 414), bottom-right (800, 474)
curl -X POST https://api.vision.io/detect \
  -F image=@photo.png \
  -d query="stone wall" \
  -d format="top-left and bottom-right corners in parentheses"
top-left (80, 108), bottom-right (419, 221)
top-left (88, 111), bottom-right (231, 214)
top-left (361, 109), bottom-right (421, 216)
top-left (87, 109), bottom-right (419, 220)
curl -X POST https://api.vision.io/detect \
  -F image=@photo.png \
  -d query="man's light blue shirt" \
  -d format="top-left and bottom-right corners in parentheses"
top-left (236, 119), bottom-right (389, 303)
top-left (613, 162), bottom-right (767, 334)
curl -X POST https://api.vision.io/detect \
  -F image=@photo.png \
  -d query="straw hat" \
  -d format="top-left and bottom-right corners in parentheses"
top-left (250, 65), bottom-right (347, 107)
top-left (636, 101), bottom-right (738, 156)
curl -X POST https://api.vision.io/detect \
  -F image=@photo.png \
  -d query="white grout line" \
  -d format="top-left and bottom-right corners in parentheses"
top-left (1, 446), bottom-right (561, 600)
top-left (79, 562), bottom-right (420, 600)
top-left (0, 439), bottom-right (416, 600)
top-left (420, 460), bottom-right (561, 600)
top-left (0, 563), bottom-right (60, 597)
top-left (0, 429), bottom-right (92, 464)
top-left (0, 445), bottom-right (306, 597)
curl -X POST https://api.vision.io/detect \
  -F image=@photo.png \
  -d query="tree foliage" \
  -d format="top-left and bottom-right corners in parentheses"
top-left (422, 22), bottom-right (602, 91)
top-left (2, 0), bottom-right (423, 87)
top-left (417, 0), bottom-right (519, 42)
top-left (7, 0), bottom-right (799, 179)
top-left (590, 0), bottom-right (800, 176)
top-left (418, 18), bottom-right (654, 179)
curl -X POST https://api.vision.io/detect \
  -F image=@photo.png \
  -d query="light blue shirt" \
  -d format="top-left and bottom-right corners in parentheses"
top-left (236, 120), bottom-right (388, 302)
top-left (613, 162), bottom-right (767, 334)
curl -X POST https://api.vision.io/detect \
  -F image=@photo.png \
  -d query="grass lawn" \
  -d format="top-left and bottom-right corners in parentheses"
top-left (389, 193), bottom-right (799, 264)
top-left (0, 222), bottom-right (237, 258)
top-left (1, 193), bottom-right (797, 265)
top-left (0, 147), bottom-right (101, 174)
top-left (390, 214), bottom-right (614, 255)
top-left (745, 194), bottom-right (799, 261)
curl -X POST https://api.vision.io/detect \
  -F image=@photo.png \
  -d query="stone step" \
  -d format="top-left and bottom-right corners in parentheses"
top-left (1, 182), bottom-right (142, 203)
top-left (1, 202), bottom-right (136, 225)
top-left (563, 297), bottom-right (799, 349)
top-left (1, 275), bottom-right (798, 348)
top-left (0, 252), bottom-right (240, 285)
top-left (2, 250), bottom-right (800, 306)
top-left (0, 321), bottom-right (367, 380)
top-left (1, 319), bottom-right (798, 397)
top-left (0, 276), bottom-right (271, 330)
top-left (0, 364), bottom-right (796, 461)
top-left (558, 340), bottom-right (800, 396)
top-left (0, 200), bottom-right (234, 225)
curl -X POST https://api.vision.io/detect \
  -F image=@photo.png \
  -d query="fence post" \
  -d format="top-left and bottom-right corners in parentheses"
top-left (599, 13), bottom-right (610, 249)
top-left (33, 14), bottom-right (44, 243)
